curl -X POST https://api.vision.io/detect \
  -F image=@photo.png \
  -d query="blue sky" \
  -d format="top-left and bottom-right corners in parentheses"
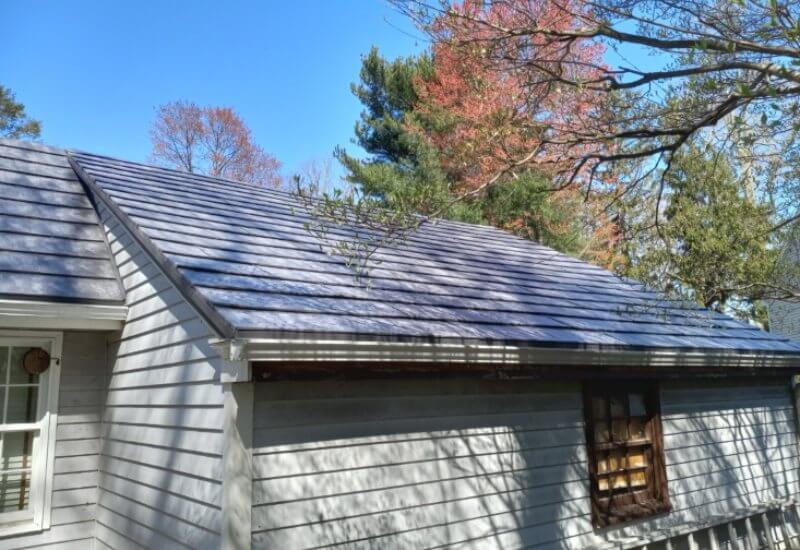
top-left (2, 1), bottom-right (424, 178)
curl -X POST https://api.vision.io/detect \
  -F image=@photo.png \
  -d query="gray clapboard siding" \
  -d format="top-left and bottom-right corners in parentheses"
top-left (769, 299), bottom-right (800, 340)
top-left (251, 378), bottom-right (800, 550)
top-left (0, 331), bottom-right (107, 549)
top-left (94, 201), bottom-right (224, 550)
top-left (251, 379), bottom-right (592, 549)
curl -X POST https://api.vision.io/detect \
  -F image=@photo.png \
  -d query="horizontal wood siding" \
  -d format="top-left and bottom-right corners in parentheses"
top-left (94, 202), bottom-right (224, 550)
top-left (608, 381), bottom-right (800, 547)
top-left (0, 331), bottom-right (105, 549)
top-left (768, 299), bottom-right (800, 340)
top-left (251, 378), bottom-right (800, 549)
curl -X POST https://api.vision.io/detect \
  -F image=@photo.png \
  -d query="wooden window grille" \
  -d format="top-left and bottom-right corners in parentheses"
top-left (583, 382), bottom-right (670, 527)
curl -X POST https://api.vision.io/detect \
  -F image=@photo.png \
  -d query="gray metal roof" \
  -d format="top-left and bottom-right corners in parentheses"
top-left (68, 150), bottom-right (800, 354)
top-left (0, 140), bottom-right (124, 304)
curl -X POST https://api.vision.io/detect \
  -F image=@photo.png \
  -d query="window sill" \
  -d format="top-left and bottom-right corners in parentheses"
top-left (0, 520), bottom-right (41, 539)
top-left (595, 501), bottom-right (672, 529)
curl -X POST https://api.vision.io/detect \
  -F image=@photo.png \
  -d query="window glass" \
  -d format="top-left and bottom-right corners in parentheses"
top-left (0, 431), bottom-right (34, 513)
top-left (629, 393), bottom-right (647, 417)
top-left (1, 348), bottom-right (41, 424)
top-left (6, 387), bottom-right (38, 424)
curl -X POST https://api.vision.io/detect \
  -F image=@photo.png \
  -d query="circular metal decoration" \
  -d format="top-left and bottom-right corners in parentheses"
top-left (22, 348), bottom-right (50, 375)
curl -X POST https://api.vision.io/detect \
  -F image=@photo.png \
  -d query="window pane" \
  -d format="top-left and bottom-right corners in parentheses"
top-left (6, 386), bottom-right (38, 424)
top-left (597, 454), bottom-right (608, 474)
top-left (8, 348), bottom-right (39, 385)
top-left (597, 451), bottom-right (624, 474)
top-left (611, 418), bottom-right (628, 441)
top-left (628, 449), bottom-right (647, 468)
top-left (630, 470), bottom-right (647, 487)
top-left (592, 396), bottom-right (607, 418)
top-left (594, 421), bottom-right (609, 443)
top-left (611, 474), bottom-right (628, 489)
top-left (629, 393), bottom-right (647, 416)
top-left (0, 432), bottom-right (34, 513)
top-left (0, 474), bottom-right (30, 513)
top-left (610, 395), bottom-right (626, 418)
top-left (629, 417), bottom-right (646, 440)
top-left (0, 431), bottom-right (34, 471)
top-left (608, 450), bottom-right (624, 471)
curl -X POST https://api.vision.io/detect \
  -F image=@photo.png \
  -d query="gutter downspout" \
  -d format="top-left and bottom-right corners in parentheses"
top-left (213, 339), bottom-right (253, 550)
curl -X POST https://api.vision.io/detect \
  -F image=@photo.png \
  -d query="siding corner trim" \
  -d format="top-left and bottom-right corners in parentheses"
top-left (222, 382), bottom-right (254, 550)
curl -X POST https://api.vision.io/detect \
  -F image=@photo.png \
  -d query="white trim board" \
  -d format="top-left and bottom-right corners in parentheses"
top-left (0, 300), bottom-right (127, 331)
top-left (235, 337), bottom-right (800, 370)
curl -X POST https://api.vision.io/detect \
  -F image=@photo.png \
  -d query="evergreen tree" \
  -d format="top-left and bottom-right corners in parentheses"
top-left (629, 144), bottom-right (778, 320)
top-left (335, 48), bottom-right (462, 218)
top-left (336, 48), bottom-right (595, 257)
top-left (0, 85), bottom-right (40, 139)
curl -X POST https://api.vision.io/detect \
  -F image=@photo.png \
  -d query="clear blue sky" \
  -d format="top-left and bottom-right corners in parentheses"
top-left (2, 1), bottom-right (424, 178)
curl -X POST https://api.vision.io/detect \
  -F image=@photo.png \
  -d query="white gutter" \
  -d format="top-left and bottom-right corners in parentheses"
top-left (0, 299), bottom-right (128, 331)
top-left (232, 337), bottom-right (800, 370)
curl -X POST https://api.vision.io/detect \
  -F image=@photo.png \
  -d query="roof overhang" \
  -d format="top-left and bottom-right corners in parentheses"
top-left (0, 299), bottom-right (128, 331)
top-left (211, 336), bottom-right (800, 381)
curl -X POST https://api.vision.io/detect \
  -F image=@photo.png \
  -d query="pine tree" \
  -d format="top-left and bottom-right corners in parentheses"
top-left (336, 48), bottom-right (599, 257)
top-left (629, 144), bottom-right (778, 320)
top-left (0, 85), bottom-right (40, 139)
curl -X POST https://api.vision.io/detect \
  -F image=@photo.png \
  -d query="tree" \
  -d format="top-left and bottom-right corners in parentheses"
top-left (391, 0), bottom-right (800, 302)
top-left (413, 0), bottom-right (607, 192)
top-left (150, 101), bottom-right (281, 187)
top-left (397, 0), bottom-right (800, 238)
top-left (334, 48), bottom-right (457, 217)
top-left (333, 47), bottom-right (619, 266)
top-left (0, 85), bottom-right (40, 139)
top-left (628, 143), bottom-right (779, 320)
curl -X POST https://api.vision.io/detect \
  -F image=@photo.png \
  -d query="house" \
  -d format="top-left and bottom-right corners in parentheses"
top-left (1, 136), bottom-right (800, 550)
top-left (768, 299), bottom-right (800, 341)
top-left (768, 255), bottom-right (800, 339)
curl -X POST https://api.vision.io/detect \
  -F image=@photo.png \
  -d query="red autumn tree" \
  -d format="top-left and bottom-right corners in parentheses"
top-left (150, 101), bottom-right (282, 187)
top-left (409, 0), bottom-right (621, 268)
top-left (413, 0), bottom-right (608, 194)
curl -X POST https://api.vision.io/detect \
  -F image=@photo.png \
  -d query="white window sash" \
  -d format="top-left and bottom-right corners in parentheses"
top-left (0, 423), bottom-right (41, 433)
top-left (0, 332), bottom-right (62, 532)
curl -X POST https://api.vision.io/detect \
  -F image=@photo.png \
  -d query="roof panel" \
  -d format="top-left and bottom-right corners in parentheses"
top-left (68, 150), bottom-right (800, 355)
top-left (0, 140), bottom-right (124, 304)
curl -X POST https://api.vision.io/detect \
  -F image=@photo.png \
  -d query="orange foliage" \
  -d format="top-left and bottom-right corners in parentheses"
top-left (413, 0), bottom-right (624, 268)
top-left (415, 0), bottom-right (608, 191)
top-left (151, 101), bottom-right (281, 187)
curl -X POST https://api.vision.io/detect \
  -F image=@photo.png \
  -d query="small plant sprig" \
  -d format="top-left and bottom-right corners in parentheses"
top-left (292, 177), bottom-right (422, 285)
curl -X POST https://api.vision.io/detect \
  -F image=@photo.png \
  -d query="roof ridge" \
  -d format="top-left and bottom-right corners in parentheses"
top-left (69, 150), bottom-right (567, 252)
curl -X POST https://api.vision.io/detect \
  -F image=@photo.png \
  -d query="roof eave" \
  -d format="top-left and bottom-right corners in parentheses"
top-left (0, 298), bottom-right (128, 331)
top-left (234, 335), bottom-right (800, 372)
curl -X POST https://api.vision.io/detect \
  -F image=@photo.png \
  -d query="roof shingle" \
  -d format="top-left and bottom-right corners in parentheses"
top-left (68, 149), bottom-right (800, 354)
top-left (0, 140), bottom-right (124, 304)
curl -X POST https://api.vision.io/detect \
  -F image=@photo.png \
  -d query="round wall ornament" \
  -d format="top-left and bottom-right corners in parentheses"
top-left (22, 348), bottom-right (50, 375)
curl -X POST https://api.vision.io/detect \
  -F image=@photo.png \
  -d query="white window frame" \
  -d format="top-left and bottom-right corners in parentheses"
top-left (0, 331), bottom-right (62, 537)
